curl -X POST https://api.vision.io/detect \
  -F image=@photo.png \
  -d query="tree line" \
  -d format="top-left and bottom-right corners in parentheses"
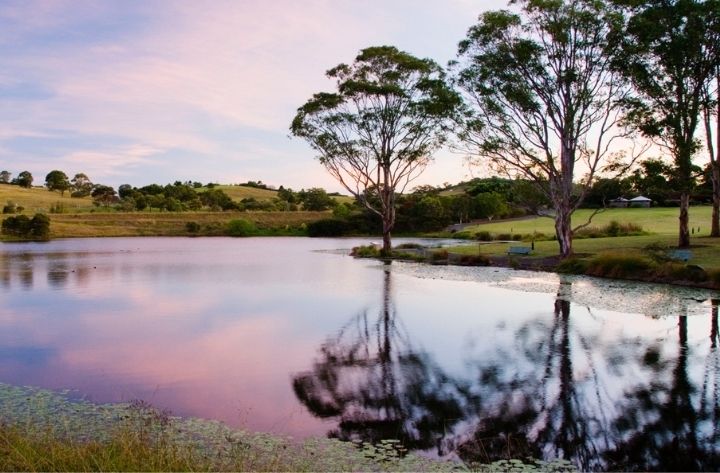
top-left (291, 0), bottom-right (720, 256)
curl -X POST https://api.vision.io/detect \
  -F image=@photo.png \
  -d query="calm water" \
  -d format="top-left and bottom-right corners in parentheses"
top-left (1, 237), bottom-right (719, 471)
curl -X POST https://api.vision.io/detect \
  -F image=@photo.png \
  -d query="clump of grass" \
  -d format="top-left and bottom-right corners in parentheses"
top-left (429, 249), bottom-right (449, 264)
top-left (0, 425), bottom-right (202, 472)
top-left (709, 269), bottom-right (720, 286)
top-left (185, 221), bottom-right (201, 234)
top-left (496, 233), bottom-right (512, 241)
top-left (556, 257), bottom-right (590, 274)
top-left (654, 263), bottom-right (708, 283)
top-left (475, 230), bottom-right (493, 241)
top-left (227, 219), bottom-right (257, 237)
top-left (456, 254), bottom-right (490, 266)
top-left (575, 220), bottom-right (645, 239)
top-left (394, 242), bottom-right (424, 250)
top-left (585, 253), bottom-right (654, 279)
top-left (452, 231), bottom-right (475, 239)
top-left (351, 245), bottom-right (380, 258)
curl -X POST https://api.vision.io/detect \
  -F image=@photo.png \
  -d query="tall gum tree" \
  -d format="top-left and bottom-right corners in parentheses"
top-left (703, 72), bottom-right (720, 236)
top-left (291, 46), bottom-right (460, 254)
top-left (615, 0), bottom-right (720, 247)
top-left (454, 0), bottom-right (630, 258)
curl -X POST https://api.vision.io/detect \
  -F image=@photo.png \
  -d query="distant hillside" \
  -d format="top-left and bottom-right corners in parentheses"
top-left (208, 185), bottom-right (278, 201)
top-left (0, 184), bottom-right (94, 213)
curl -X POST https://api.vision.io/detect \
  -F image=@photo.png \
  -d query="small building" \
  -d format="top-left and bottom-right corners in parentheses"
top-left (628, 196), bottom-right (652, 208)
top-left (609, 197), bottom-right (629, 208)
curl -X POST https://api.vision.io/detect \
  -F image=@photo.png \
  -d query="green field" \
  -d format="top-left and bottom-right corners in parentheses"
top-left (462, 207), bottom-right (711, 237)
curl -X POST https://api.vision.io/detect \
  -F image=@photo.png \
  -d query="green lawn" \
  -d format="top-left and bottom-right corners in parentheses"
top-left (462, 207), bottom-right (711, 237)
top-left (451, 206), bottom-right (720, 272)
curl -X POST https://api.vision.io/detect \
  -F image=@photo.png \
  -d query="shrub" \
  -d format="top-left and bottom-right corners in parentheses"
top-left (49, 202), bottom-right (66, 214)
top-left (585, 253), bottom-right (653, 279)
top-left (227, 219), bottom-right (257, 237)
top-left (185, 222), bottom-right (200, 233)
top-left (642, 242), bottom-right (672, 263)
top-left (1, 213), bottom-right (50, 240)
top-left (475, 230), bottom-right (492, 241)
top-left (496, 233), bottom-right (512, 241)
top-left (453, 231), bottom-right (474, 239)
top-left (512, 234), bottom-right (523, 241)
top-left (2, 201), bottom-right (17, 214)
top-left (1, 215), bottom-right (30, 236)
top-left (655, 263), bottom-right (708, 283)
top-left (306, 219), bottom-right (349, 237)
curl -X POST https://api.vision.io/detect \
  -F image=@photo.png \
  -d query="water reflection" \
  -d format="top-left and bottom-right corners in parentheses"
top-left (296, 272), bottom-right (720, 471)
top-left (293, 266), bottom-right (479, 452)
top-left (603, 310), bottom-right (720, 470)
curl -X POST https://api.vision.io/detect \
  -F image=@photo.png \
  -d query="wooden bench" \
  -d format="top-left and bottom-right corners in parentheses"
top-left (507, 246), bottom-right (532, 256)
top-left (669, 249), bottom-right (693, 262)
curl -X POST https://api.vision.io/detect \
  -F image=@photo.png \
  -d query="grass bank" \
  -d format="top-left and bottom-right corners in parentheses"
top-left (356, 207), bottom-right (720, 289)
top-left (0, 384), bottom-right (574, 472)
top-left (0, 211), bottom-right (330, 239)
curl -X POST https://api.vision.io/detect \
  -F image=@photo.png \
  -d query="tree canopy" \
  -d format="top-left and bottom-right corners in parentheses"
top-left (45, 170), bottom-right (71, 196)
top-left (291, 45), bottom-right (460, 253)
top-left (615, 0), bottom-right (720, 246)
top-left (455, 0), bottom-right (628, 257)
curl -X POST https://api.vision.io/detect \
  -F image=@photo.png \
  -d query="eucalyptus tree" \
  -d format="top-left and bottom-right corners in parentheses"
top-left (14, 171), bottom-right (33, 188)
top-left (71, 173), bottom-right (93, 197)
top-left (616, 0), bottom-right (720, 247)
top-left (703, 72), bottom-right (720, 236)
top-left (455, 0), bottom-right (628, 257)
top-left (291, 46), bottom-right (460, 254)
top-left (45, 170), bottom-right (70, 196)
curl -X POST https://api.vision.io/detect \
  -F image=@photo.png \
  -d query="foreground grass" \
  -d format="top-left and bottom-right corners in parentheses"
top-left (0, 383), bottom-right (576, 472)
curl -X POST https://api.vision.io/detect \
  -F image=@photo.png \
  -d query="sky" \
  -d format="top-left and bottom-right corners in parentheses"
top-left (0, 0), bottom-right (507, 192)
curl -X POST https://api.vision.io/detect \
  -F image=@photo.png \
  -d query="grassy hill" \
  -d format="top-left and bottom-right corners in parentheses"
top-left (206, 185), bottom-right (278, 201)
top-left (0, 184), bottom-right (94, 213)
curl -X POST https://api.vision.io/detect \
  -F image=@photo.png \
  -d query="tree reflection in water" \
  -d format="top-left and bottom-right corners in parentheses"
top-left (293, 267), bottom-right (480, 454)
top-left (294, 271), bottom-right (720, 470)
top-left (603, 303), bottom-right (720, 471)
top-left (453, 279), bottom-right (619, 470)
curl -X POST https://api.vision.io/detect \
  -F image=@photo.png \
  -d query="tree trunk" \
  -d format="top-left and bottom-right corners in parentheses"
top-left (555, 204), bottom-right (573, 258)
top-left (712, 162), bottom-right (720, 237)
top-left (679, 192), bottom-right (691, 248)
top-left (382, 222), bottom-right (392, 256)
top-left (714, 84), bottom-right (720, 237)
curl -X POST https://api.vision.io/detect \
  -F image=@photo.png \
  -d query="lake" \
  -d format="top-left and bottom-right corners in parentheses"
top-left (0, 236), bottom-right (718, 471)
